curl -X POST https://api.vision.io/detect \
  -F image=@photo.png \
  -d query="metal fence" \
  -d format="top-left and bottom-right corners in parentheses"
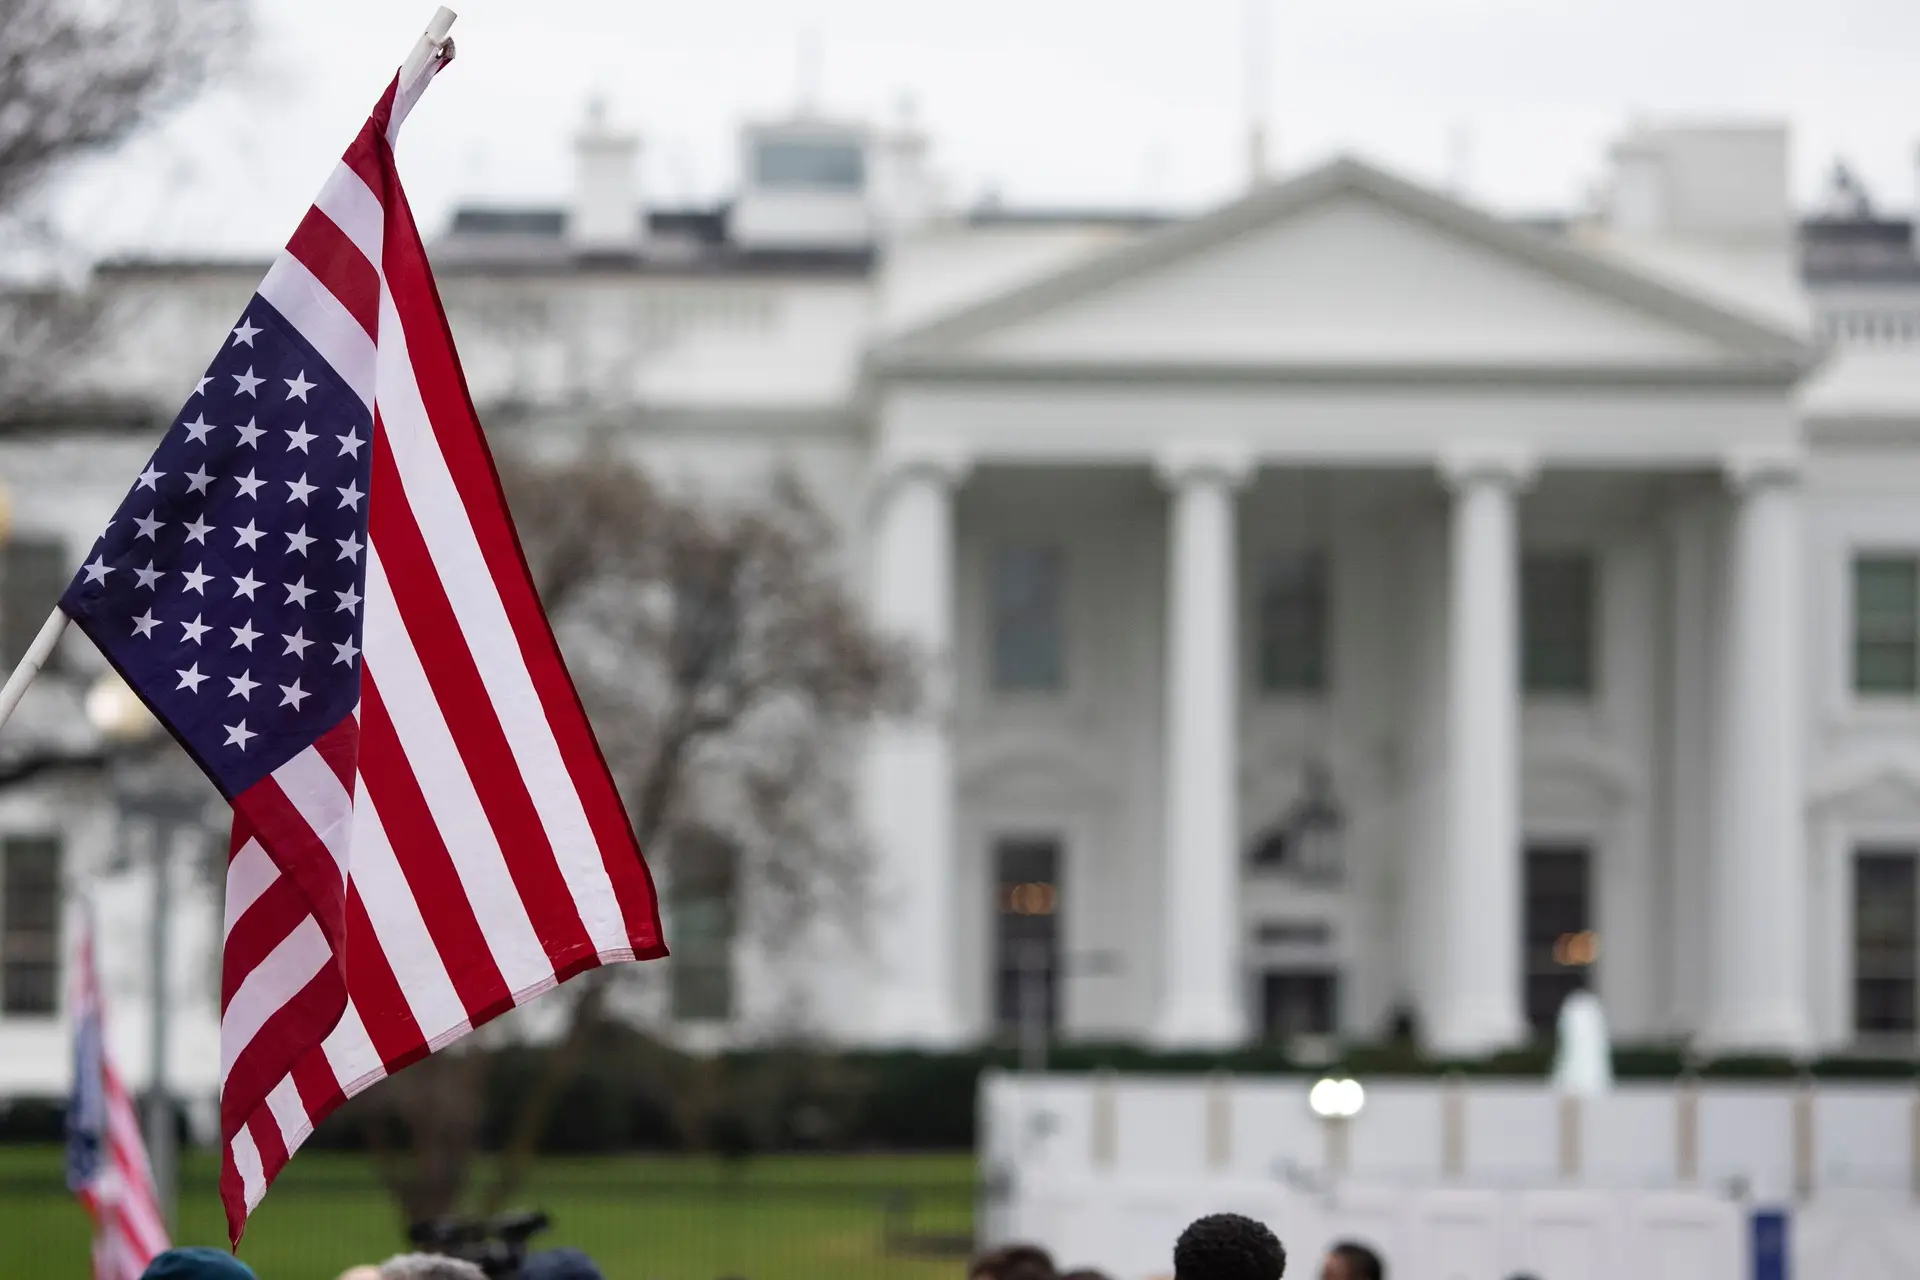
top-left (0, 1157), bottom-right (982, 1280)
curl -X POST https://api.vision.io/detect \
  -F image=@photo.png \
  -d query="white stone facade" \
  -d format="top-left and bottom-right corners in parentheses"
top-left (4, 114), bottom-right (1920, 1103)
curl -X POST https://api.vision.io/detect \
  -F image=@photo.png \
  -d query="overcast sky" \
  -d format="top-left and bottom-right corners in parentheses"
top-left (44, 0), bottom-right (1920, 256)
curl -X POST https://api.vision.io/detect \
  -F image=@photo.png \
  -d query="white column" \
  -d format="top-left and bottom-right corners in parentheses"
top-left (1431, 450), bottom-right (1532, 1056)
top-left (863, 448), bottom-right (968, 1044)
top-left (1700, 450), bottom-right (1811, 1053)
top-left (1153, 447), bottom-right (1251, 1047)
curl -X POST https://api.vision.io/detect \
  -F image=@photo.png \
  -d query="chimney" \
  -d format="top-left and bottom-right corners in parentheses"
top-left (570, 99), bottom-right (643, 255)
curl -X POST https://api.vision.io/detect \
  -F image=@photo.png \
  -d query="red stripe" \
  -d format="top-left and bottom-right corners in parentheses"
top-left (359, 674), bottom-right (516, 1024)
top-left (368, 423), bottom-right (599, 970)
top-left (341, 886), bottom-right (429, 1073)
top-left (313, 715), bottom-right (359, 794)
top-left (285, 205), bottom-right (379, 339)
top-left (247, 1110), bottom-right (291, 1189)
top-left (375, 142), bottom-right (665, 959)
top-left (233, 777), bottom-right (346, 958)
top-left (220, 965), bottom-right (345, 1142)
top-left (292, 1042), bottom-right (348, 1122)
top-left (221, 875), bottom-right (308, 1015)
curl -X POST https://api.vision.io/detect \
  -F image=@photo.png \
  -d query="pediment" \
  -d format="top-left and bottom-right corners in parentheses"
top-left (880, 158), bottom-right (1810, 377)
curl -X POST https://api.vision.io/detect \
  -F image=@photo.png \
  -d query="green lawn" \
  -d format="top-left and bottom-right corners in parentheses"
top-left (0, 1148), bottom-right (977, 1280)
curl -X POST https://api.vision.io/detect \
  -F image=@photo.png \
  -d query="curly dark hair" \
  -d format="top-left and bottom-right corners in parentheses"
top-left (969, 1243), bottom-right (1058, 1280)
top-left (1172, 1213), bottom-right (1286, 1280)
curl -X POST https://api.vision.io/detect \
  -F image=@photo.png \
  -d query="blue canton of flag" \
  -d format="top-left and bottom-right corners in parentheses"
top-left (61, 300), bottom-right (374, 798)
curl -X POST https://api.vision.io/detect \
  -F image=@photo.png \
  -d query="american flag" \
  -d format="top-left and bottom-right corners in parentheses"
top-left (57, 56), bottom-right (665, 1245)
top-left (67, 906), bottom-right (170, 1279)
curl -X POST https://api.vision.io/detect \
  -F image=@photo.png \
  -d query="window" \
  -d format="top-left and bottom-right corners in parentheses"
top-left (668, 829), bottom-right (738, 1022)
top-left (1522, 552), bottom-right (1596, 695)
top-left (2, 836), bottom-right (61, 1017)
top-left (2, 536), bottom-right (68, 669)
top-left (1854, 849), bottom-right (1917, 1035)
top-left (991, 547), bottom-right (1064, 693)
top-left (1523, 843), bottom-right (1595, 1034)
top-left (993, 837), bottom-right (1061, 1039)
top-left (1853, 555), bottom-right (1920, 695)
top-left (754, 140), bottom-right (865, 191)
top-left (1259, 970), bottom-right (1337, 1041)
top-left (1256, 552), bottom-right (1327, 693)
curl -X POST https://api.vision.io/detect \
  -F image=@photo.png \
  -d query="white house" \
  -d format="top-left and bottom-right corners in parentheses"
top-left (4, 108), bottom-right (1920, 1111)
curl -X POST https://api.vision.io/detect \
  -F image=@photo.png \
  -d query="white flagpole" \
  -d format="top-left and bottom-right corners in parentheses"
top-left (400, 7), bottom-right (459, 88)
top-left (0, 608), bottom-right (67, 734)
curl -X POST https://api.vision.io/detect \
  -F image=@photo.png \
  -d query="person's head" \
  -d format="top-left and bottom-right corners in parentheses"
top-left (970, 1242), bottom-right (1059, 1280)
top-left (140, 1248), bottom-right (258, 1280)
top-left (522, 1248), bottom-right (606, 1280)
top-left (376, 1255), bottom-right (488, 1280)
top-left (1060, 1270), bottom-right (1115, 1280)
top-left (1320, 1241), bottom-right (1384, 1280)
top-left (337, 1270), bottom-right (384, 1280)
top-left (1173, 1213), bottom-right (1286, 1280)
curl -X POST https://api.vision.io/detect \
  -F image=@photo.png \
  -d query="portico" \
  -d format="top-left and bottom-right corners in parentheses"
top-left (860, 157), bottom-right (1818, 1054)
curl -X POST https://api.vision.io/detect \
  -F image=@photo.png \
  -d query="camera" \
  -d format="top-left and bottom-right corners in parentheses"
top-left (408, 1209), bottom-right (552, 1279)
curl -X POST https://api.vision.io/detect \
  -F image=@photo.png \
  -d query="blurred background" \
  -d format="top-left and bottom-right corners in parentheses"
top-left (5, 1), bottom-right (1920, 1277)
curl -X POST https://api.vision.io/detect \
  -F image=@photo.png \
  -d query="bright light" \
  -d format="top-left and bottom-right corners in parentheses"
top-left (1309, 1076), bottom-right (1365, 1120)
top-left (85, 671), bottom-right (157, 744)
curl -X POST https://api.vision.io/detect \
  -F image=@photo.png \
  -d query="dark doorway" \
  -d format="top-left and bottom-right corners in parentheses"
top-left (1524, 843), bottom-right (1595, 1034)
top-left (993, 837), bottom-right (1061, 1038)
top-left (1260, 969), bottom-right (1337, 1041)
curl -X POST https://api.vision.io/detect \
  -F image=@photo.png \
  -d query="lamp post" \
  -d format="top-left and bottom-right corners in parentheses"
top-left (85, 671), bottom-right (195, 1231)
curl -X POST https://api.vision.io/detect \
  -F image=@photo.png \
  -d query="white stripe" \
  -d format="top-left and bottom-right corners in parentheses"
top-left (258, 252), bottom-right (376, 410)
top-left (270, 746), bottom-right (354, 882)
top-left (265, 1075), bottom-right (311, 1151)
top-left (321, 998), bottom-right (383, 1095)
top-left (229, 1126), bottom-right (265, 1211)
top-left (220, 916), bottom-right (332, 1078)
top-left (345, 785), bottom-right (472, 1041)
top-left (223, 838), bottom-right (278, 939)
top-left (360, 547), bottom-right (556, 993)
top-left (375, 284), bottom-right (632, 955)
top-left (312, 161), bottom-right (383, 266)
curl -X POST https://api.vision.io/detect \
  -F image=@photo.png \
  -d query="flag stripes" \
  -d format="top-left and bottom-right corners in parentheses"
top-left (191, 72), bottom-right (665, 1243)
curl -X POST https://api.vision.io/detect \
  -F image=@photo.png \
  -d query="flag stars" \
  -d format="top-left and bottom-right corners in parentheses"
top-left (234, 417), bottom-right (264, 448)
top-left (133, 563), bottom-right (160, 591)
top-left (285, 526), bottom-right (313, 556)
top-left (335, 585), bottom-right (362, 615)
top-left (184, 466), bottom-right (213, 495)
top-left (180, 565), bottom-right (210, 594)
top-left (231, 318), bottom-right (260, 347)
top-left (282, 628), bottom-right (312, 659)
top-left (284, 577), bottom-right (313, 608)
top-left (179, 615), bottom-right (209, 645)
top-left (286, 423), bottom-right (315, 453)
top-left (81, 556), bottom-right (111, 585)
top-left (135, 464), bottom-right (163, 491)
top-left (181, 414), bottom-right (215, 444)
top-left (232, 367), bottom-right (262, 396)
top-left (175, 663), bottom-right (207, 693)
top-left (183, 516), bottom-right (212, 544)
top-left (332, 638), bottom-right (360, 667)
top-left (336, 427), bottom-right (364, 459)
top-left (223, 720), bottom-right (255, 751)
top-left (232, 570), bottom-right (263, 601)
top-left (230, 620), bottom-right (261, 651)
top-left (279, 679), bottom-right (309, 711)
top-left (192, 375), bottom-right (210, 397)
top-left (336, 533), bottom-right (363, 563)
top-left (133, 512), bottom-right (164, 540)
top-left (234, 521), bottom-right (264, 551)
top-left (285, 371), bottom-right (315, 401)
top-left (337, 479), bottom-right (364, 511)
top-left (228, 670), bottom-right (259, 701)
top-left (131, 610), bottom-right (159, 638)
top-left (234, 469), bottom-right (265, 500)
top-left (286, 474), bottom-right (315, 504)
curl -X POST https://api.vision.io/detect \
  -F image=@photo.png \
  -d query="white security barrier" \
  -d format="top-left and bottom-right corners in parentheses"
top-left (980, 1073), bottom-right (1920, 1280)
